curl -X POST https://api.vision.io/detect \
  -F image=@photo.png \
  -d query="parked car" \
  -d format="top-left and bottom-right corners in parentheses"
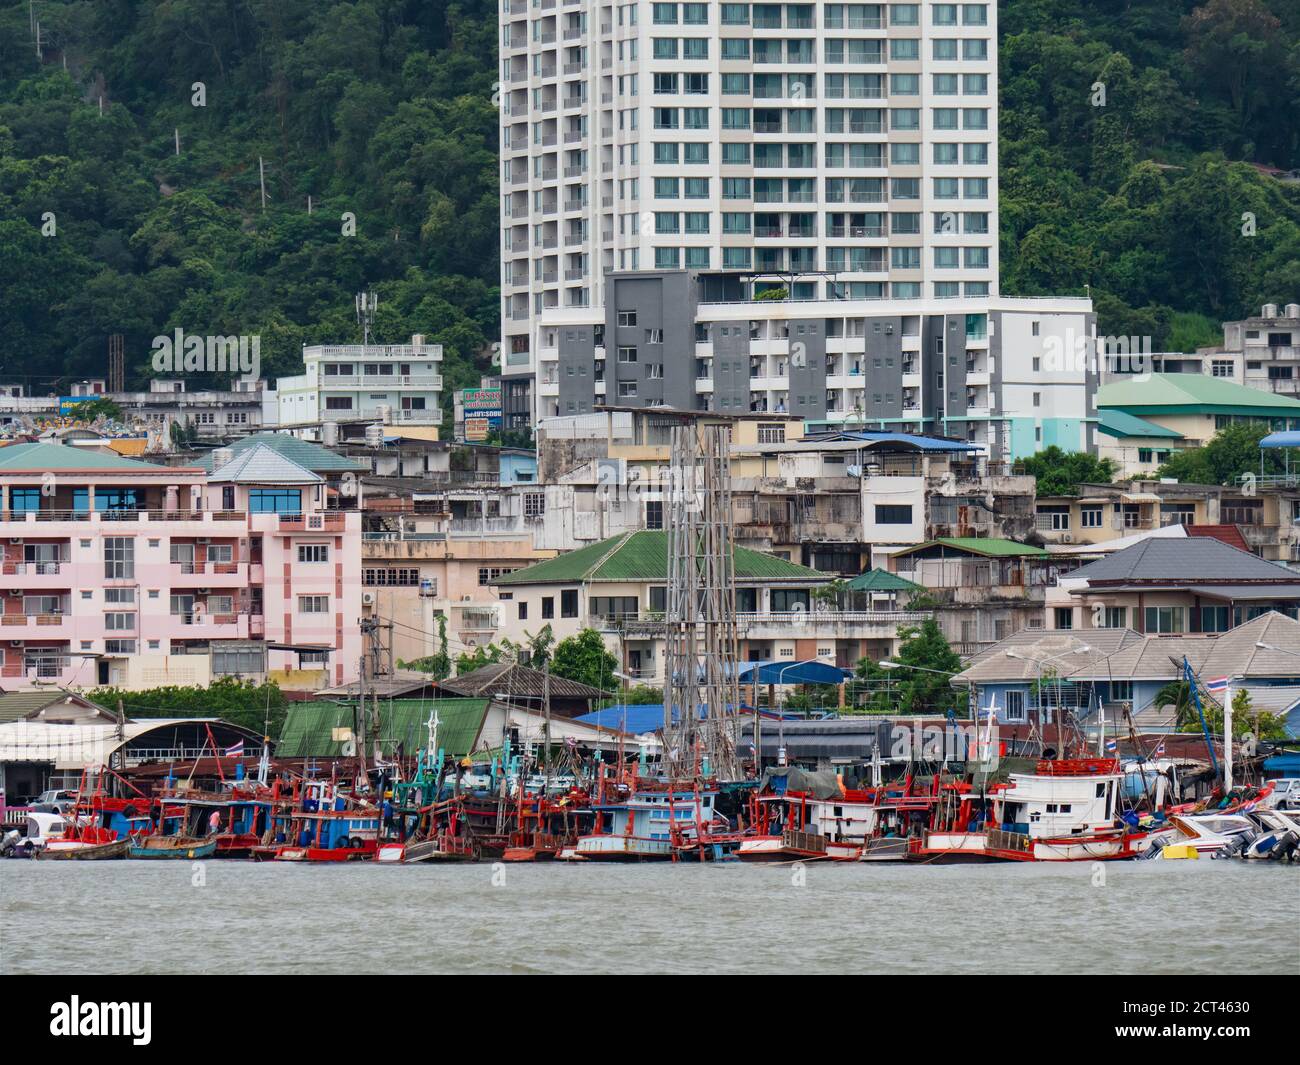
top-left (1267, 778), bottom-right (1300, 811)
top-left (29, 789), bottom-right (78, 815)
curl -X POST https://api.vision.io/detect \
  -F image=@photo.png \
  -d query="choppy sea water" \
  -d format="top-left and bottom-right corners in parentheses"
top-left (2, 859), bottom-right (1296, 975)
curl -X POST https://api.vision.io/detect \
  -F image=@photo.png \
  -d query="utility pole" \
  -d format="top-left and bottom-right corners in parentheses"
top-left (663, 421), bottom-right (741, 781)
top-left (542, 658), bottom-right (552, 794)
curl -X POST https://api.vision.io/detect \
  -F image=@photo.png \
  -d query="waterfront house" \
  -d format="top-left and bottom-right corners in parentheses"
top-left (0, 439), bottom-right (362, 691)
top-left (1050, 535), bottom-right (1300, 634)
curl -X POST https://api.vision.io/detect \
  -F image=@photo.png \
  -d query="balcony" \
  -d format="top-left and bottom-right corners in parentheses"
top-left (277, 513), bottom-right (346, 533)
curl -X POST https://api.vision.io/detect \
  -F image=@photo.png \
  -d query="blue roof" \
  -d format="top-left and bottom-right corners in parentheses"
top-left (835, 431), bottom-right (979, 453)
top-left (736, 660), bottom-right (852, 685)
top-left (575, 704), bottom-right (684, 733)
top-left (1260, 431), bottom-right (1300, 449)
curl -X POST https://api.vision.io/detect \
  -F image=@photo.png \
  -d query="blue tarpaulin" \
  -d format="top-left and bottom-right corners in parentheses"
top-left (575, 704), bottom-right (690, 733)
top-left (736, 660), bottom-right (852, 685)
top-left (1259, 431), bottom-right (1300, 448)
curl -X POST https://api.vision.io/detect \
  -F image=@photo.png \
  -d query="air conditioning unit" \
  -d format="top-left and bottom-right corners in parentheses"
top-left (10, 640), bottom-right (22, 648)
top-left (1060, 534), bottom-right (1073, 543)
top-left (362, 592), bottom-right (375, 606)
top-left (461, 595), bottom-right (473, 602)
top-left (9, 538), bottom-right (21, 545)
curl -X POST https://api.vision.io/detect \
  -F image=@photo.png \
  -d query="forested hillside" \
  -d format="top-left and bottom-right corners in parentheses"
top-left (0, 0), bottom-right (1297, 413)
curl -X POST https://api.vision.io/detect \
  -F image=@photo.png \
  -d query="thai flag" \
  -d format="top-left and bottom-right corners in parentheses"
top-left (1154, 741), bottom-right (1166, 757)
top-left (1105, 739), bottom-right (1117, 753)
top-left (1205, 676), bottom-right (1229, 693)
top-left (223, 740), bottom-right (245, 757)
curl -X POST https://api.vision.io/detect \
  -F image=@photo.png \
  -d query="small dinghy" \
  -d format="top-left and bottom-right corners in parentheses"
top-left (38, 838), bottom-right (130, 861)
top-left (128, 836), bottom-right (217, 860)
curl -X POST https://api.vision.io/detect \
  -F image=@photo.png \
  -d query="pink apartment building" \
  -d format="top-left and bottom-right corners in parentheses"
top-left (0, 442), bottom-right (361, 690)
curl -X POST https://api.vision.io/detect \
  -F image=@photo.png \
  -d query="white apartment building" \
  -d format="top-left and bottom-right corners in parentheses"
top-left (275, 336), bottom-right (444, 428)
top-left (499, 1), bottom-right (1015, 426)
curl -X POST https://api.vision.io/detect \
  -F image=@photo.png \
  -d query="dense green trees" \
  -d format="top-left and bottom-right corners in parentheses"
top-left (1015, 446), bottom-right (1116, 496)
top-left (0, 0), bottom-right (1297, 410)
top-left (1156, 422), bottom-right (1286, 485)
top-left (0, 1), bottom-right (499, 420)
top-left (999, 0), bottom-right (1300, 344)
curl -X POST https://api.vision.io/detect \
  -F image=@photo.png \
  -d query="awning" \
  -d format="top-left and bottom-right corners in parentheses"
top-left (736, 660), bottom-right (853, 685)
top-left (1260, 431), bottom-right (1300, 449)
top-left (1121, 492), bottom-right (1162, 504)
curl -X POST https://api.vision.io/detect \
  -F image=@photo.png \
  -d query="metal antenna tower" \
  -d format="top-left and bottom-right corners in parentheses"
top-left (663, 422), bottom-right (741, 781)
top-left (355, 290), bottom-right (378, 346)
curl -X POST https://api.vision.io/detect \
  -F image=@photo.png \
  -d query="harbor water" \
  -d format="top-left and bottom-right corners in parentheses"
top-left (3, 859), bottom-right (1297, 975)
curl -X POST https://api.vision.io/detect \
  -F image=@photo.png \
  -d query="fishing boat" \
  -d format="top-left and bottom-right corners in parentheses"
top-left (909, 758), bottom-right (1157, 862)
top-left (37, 838), bottom-right (129, 861)
top-left (574, 780), bottom-right (720, 861)
top-left (402, 834), bottom-right (478, 862)
top-left (264, 780), bottom-right (381, 862)
top-left (157, 792), bottom-right (276, 859)
top-left (736, 789), bottom-right (881, 862)
top-left (128, 836), bottom-right (217, 859)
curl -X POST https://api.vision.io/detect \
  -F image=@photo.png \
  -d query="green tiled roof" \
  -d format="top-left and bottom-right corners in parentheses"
top-left (1097, 409), bottom-right (1184, 440)
top-left (195, 433), bottom-right (365, 473)
top-left (0, 442), bottom-right (178, 471)
top-left (1096, 374), bottom-right (1300, 416)
top-left (0, 691), bottom-right (75, 723)
top-left (275, 698), bottom-right (489, 758)
top-left (895, 537), bottom-right (1049, 559)
top-left (494, 530), bottom-right (827, 585)
top-left (844, 568), bottom-right (925, 593)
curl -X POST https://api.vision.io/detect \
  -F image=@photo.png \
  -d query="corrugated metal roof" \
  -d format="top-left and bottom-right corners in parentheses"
top-left (438, 663), bottom-right (607, 701)
top-left (0, 718), bottom-right (232, 768)
top-left (1097, 373), bottom-right (1300, 414)
top-left (195, 433), bottom-right (365, 473)
top-left (893, 537), bottom-right (1048, 559)
top-left (843, 568), bottom-right (924, 592)
top-left (1069, 536), bottom-right (1300, 583)
top-left (493, 530), bottom-right (827, 585)
top-left (0, 691), bottom-right (92, 723)
top-left (208, 445), bottom-right (323, 485)
top-left (275, 699), bottom-right (489, 759)
top-left (0, 442), bottom-right (193, 472)
top-left (1097, 409), bottom-right (1184, 440)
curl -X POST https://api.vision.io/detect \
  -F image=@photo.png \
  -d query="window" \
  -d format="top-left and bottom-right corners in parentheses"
top-left (249, 489), bottom-right (302, 515)
top-left (213, 643), bottom-right (267, 676)
top-left (1201, 605), bottom-right (1231, 633)
top-left (1081, 506), bottom-right (1103, 529)
top-left (10, 488), bottom-right (40, 514)
top-left (1038, 506), bottom-right (1070, 531)
top-left (1100, 606), bottom-right (1127, 629)
top-left (1054, 607), bottom-right (1074, 630)
top-left (1004, 690), bottom-right (1026, 723)
top-left (104, 537), bottom-right (134, 579)
top-left (874, 504), bottom-right (913, 524)
top-left (561, 589), bottom-right (579, 618)
top-left (1144, 606), bottom-right (1186, 634)
top-left (299, 596), bottom-right (330, 614)
top-left (298, 544), bottom-right (329, 563)
top-left (541, 596), bottom-right (555, 619)
top-left (524, 493), bottom-right (545, 518)
top-left (617, 310), bottom-right (637, 327)
top-left (363, 568), bottom-right (422, 586)
top-left (478, 566), bottom-right (514, 585)
top-left (646, 500), bottom-right (664, 528)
